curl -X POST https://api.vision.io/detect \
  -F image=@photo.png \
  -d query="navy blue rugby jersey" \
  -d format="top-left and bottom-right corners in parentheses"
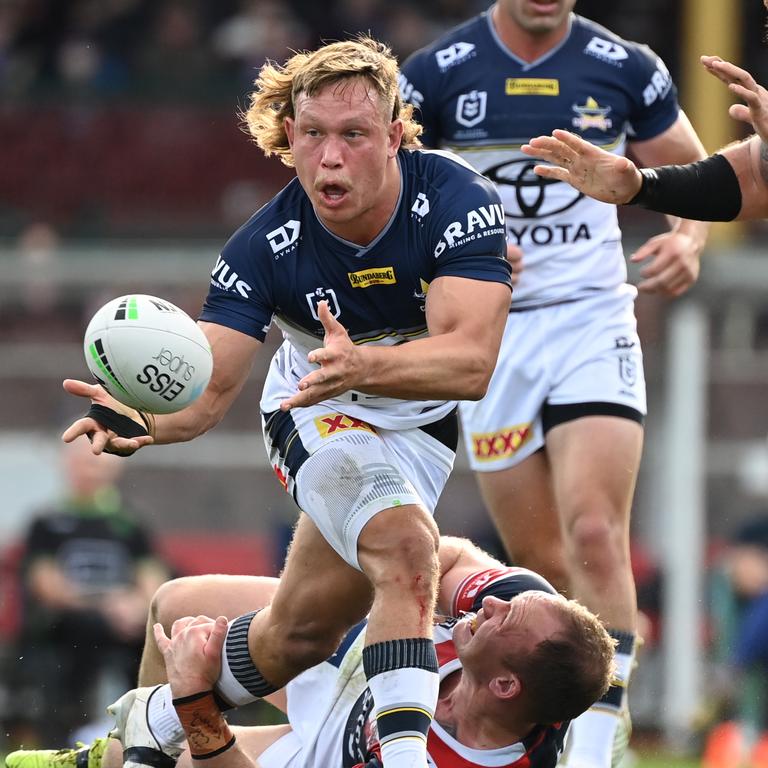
top-left (400, 12), bottom-right (681, 307)
top-left (199, 148), bottom-right (511, 429)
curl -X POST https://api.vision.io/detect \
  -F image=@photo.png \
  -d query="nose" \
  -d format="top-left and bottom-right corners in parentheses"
top-left (320, 136), bottom-right (344, 168)
top-left (481, 595), bottom-right (507, 617)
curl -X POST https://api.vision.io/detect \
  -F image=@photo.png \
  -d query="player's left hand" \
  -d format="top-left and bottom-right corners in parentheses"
top-left (153, 615), bottom-right (228, 697)
top-left (280, 301), bottom-right (363, 410)
top-left (701, 56), bottom-right (768, 146)
top-left (630, 230), bottom-right (701, 296)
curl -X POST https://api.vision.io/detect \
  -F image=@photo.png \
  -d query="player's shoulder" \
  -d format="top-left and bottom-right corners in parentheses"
top-left (402, 147), bottom-right (497, 197)
top-left (220, 177), bottom-right (306, 262)
top-left (402, 12), bottom-right (488, 73)
top-left (571, 13), bottom-right (666, 70)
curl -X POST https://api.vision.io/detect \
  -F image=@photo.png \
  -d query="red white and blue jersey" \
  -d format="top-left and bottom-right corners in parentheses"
top-left (399, 12), bottom-right (681, 307)
top-left (199, 148), bottom-right (511, 429)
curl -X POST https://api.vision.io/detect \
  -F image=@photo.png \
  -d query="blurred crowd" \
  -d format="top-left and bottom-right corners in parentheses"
top-left (0, 0), bottom-right (491, 105)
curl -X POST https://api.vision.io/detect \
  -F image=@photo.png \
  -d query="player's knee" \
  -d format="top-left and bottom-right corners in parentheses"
top-left (149, 576), bottom-right (204, 631)
top-left (358, 510), bottom-right (439, 594)
top-left (566, 506), bottom-right (626, 566)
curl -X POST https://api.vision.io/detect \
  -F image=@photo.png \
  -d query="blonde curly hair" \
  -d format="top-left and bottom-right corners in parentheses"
top-left (242, 35), bottom-right (422, 167)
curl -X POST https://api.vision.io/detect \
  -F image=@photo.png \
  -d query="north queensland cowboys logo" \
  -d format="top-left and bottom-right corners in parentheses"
top-left (456, 91), bottom-right (487, 128)
top-left (306, 287), bottom-right (341, 320)
top-left (267, 219), bottom-right (301, 254)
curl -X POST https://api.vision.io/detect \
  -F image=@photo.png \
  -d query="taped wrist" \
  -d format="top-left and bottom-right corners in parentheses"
top-left (173, 691), bottom-right (235, 760)
top-left (452, 566), bottom-right (558, 616)
top-left (628, 153), bottom-right (742, 221)
top-left (87, 404), bottom-right (148, 438)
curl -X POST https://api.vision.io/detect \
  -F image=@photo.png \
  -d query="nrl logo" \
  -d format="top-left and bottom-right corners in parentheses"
top-left (455, 90), bottom-right (487, 128)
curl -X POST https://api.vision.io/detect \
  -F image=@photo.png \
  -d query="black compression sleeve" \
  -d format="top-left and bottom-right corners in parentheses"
top-left (87, 404), bottom-right (148, 438)
top-left (628, 152), bottom-right (742, 221)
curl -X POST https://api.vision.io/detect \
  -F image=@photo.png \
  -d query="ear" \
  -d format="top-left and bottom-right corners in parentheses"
top-left (285, 116), bottom-right (295, 149)
top-left (388, 118), bottom-right (405, 157)
top-left (489, 672), bottom-right (522, 702)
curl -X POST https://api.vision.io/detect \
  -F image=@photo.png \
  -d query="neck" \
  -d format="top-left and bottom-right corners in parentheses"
top-left (435, 672), bottom-right (534, 750)
top-left (491, 4), bottom-right (570, 63)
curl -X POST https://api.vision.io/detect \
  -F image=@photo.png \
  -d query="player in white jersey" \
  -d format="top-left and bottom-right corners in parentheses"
top-left (399, 3), bottom-right (711, 767)
top-left (6, 536), bottom-right (615, 768)
top-left (521, 52), bottom-right (768, 223)
top-left (61, 36), bottom-right (512, 768)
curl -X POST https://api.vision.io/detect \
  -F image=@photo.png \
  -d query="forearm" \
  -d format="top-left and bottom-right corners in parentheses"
top-left (354, 334), bottom-right (498, 401)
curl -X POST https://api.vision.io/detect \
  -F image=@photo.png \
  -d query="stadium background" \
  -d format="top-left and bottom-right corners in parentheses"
top-left (0, 1), bottom-right (766, 765)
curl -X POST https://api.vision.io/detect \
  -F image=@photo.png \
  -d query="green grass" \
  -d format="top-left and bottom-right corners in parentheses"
top-left (635, 756), bottom-right (700, 768)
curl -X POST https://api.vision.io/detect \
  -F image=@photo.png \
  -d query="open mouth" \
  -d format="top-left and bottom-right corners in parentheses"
top-left (319, 184), bottom-right (348, 205)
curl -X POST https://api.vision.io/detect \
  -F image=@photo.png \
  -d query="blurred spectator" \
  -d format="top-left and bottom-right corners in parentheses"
top-left (7, 438), bottom-right (170, 747)
top-left (703, 515), bottom-right (768, 768)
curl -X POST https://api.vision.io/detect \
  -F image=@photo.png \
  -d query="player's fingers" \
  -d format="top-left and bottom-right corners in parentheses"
top-left (551, 129), bottom-right (591, 155)
top-left (63, 378), bottom-right (100, 398)
top-left (153, 622), bottom-right (171, 652)
top-left (729, 104), bottom-right (754, 125)
top-left (61, 417), bottom-right (99, 443)
top-left (317, 301), bottom-right (342, 335)
top-left (729, 84), bottom-right (762, 107)
top-left (205, 616), bottom-right (229, 657)
top-left (532, 165), bottom-right (571, 182)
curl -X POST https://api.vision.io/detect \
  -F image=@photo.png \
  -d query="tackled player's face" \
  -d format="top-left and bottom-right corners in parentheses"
top-left (498, 0), bottom-right (577, 35)
top-left (286, 79), bottom-right (402, 243)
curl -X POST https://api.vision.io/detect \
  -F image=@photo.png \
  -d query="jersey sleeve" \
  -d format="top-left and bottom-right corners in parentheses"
top-left (452, 566), bottom-right (558, 615)
top-left (198, 224), bottom-right (276, 342)
top-left (625, 44), bottom-right (679, 141)
top-left (429, 164), bottom-right (511, 287)
top-left (400, 48), bottom-right (441, 149)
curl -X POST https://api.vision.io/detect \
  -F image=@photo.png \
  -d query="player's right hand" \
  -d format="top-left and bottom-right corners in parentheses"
top-left (62, 378), bottom-right (154, 456)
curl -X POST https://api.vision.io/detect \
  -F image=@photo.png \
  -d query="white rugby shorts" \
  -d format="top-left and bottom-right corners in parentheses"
top-left (460, 286), bottom-right (646, 473)
top-left (261, 402), bottom-right (456, 570)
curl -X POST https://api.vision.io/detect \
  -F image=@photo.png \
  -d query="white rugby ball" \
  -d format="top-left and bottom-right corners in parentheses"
top-left (83, 294), bottom-right (213, 414)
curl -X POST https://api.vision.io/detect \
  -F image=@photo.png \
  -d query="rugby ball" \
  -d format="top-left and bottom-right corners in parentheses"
top-left (83, 294), bottom-right (213, 414)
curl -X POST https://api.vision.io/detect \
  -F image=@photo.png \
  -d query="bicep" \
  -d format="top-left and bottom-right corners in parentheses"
top-left (629, 110), bottom-right (708, 167)
top-left (723, 136), bottom-right (768, 220)
top-left (425, 275), bottom-right (510, 350)
top-left (194, 321), bottom-right (262, 422)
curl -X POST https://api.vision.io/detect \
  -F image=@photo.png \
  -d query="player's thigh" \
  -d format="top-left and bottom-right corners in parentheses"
top-left (546, 415), bottom-right (644, 527)
top-left (474, 450), bottom-right (564, 577)
top-left (268, 513), bottom-right (372, 637)
top-left (153, 575), bottom-right (281, 626)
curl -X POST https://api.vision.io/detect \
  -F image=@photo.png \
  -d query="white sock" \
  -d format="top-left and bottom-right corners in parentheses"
top-left (363, 639), bottom-right (439, 768)
top-left (146, 685), bottom-right (186, 752)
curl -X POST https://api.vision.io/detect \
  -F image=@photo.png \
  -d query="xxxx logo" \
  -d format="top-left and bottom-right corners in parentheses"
top-left (471, 424), bottom-right (533, 461)
top-left (315, 413), bottom-right (377, 438)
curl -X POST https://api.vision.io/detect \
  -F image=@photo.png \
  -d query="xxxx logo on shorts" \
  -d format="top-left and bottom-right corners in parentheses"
top-left (315, 413), bottom-right (378, 438)
top-left (471, 424), bottom-right (532, 461)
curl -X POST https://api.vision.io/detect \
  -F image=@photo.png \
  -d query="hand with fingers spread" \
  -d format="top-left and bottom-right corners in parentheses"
top-left (521, 129), bottom-right (643, 205)
top-left (280, 301), bottom-right (364, 411)
top-left (701, 55), bottom-right (768, 146)
top-left (153, 615), bottom-right (228, 698)
top-left (61, 379), bottom-right (154, 457)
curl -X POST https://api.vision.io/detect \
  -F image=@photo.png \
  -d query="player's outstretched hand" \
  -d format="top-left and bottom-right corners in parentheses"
top-left (62, 378), bottom-right (154, 456)
top-left (702, 56), bottom-right (768, 146)
top-left (280, 301), bottom-right (363, 411)
top-left (153, 615), bottom-right (228, 698)
top-left (521, 129), bottom-right (643, 205)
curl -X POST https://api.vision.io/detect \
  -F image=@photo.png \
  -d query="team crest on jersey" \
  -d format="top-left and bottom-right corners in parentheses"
top-left (435, 41), bottom-right (475, 71)
top-left (315, 414), bottom-right (377, 438)
top-left (348, 267), bottom-right (396, 288)
top-left (615, 336), bottom-right (637, 386)
top-left (584, 36), bottom-right (628, 66)
top-left (571, 97), bottom-right (613, 132)
top-left (267, 219), bottom-right (301, 255)
top-left (505, 78), bottom-right (559, 96)
top-left (471, 423), bottom-right (533, 462)
top-left (455, 90), bottom-right (487, 128)
top-left (306, 287), bottom-right (341, 319)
